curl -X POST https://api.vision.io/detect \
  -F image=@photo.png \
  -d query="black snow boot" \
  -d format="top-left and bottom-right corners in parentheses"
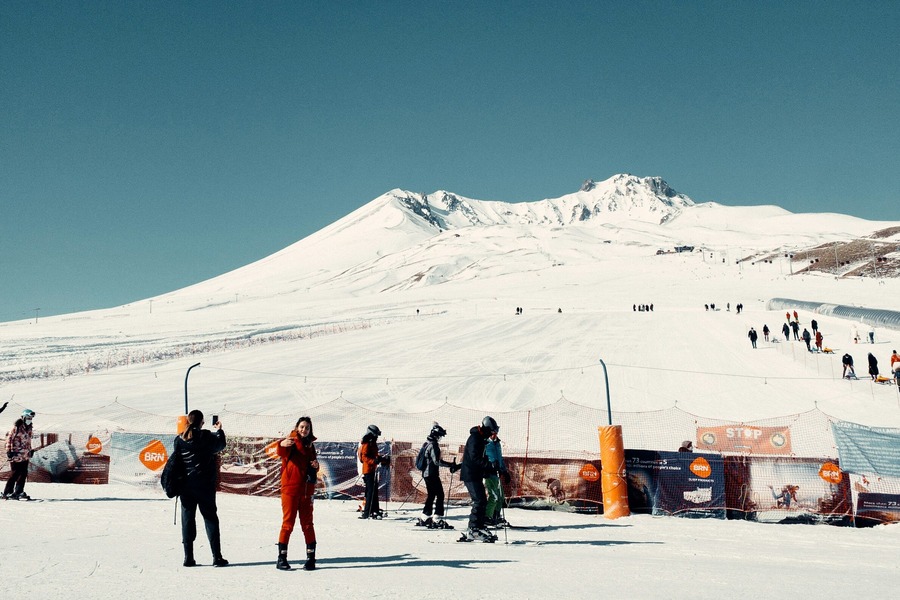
top-left (276, 542), bottom-right (291, 570)
top-left (183, 543), bottom-right (196, 567)
top-left (303, 542), bottom-right (316, 571)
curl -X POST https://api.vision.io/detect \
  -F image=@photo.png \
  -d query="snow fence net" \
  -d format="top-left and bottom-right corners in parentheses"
top-left (2, 397), bottom-right (898, 525)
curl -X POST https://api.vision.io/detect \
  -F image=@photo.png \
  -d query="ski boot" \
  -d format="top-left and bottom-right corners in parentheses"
top-left (462, 528), bottom-right (496, 543)
top-left (430, 518), bottom-right (454, 530)
top-left (415, 516), bottom-right (433, 527)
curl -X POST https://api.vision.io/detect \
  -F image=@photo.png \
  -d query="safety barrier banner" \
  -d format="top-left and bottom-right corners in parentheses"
top-left (624, 450), bottom-right (726, 518)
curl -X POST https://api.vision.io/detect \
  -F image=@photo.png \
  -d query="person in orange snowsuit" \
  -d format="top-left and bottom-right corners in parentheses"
top-left (276, 416), bottom-right (319, 571)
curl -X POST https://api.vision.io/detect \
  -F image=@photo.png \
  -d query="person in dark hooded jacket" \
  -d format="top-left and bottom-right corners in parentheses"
top-left (174, 409), bottom-right (227, 567)
top-left (276, 416), bottom-right (319, 571)
top-left (460, 417), bottom-right (499, 542)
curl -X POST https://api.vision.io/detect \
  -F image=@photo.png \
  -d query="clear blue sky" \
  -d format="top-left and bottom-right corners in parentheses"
top-left (2, 1), bottom-right (898, 322)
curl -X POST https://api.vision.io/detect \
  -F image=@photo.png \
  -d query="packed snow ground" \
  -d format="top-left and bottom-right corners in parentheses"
top-left (1, 482), bottom-right (897, 600)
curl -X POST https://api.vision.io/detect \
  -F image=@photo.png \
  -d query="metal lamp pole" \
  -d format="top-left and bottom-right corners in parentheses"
top-left (599, 358), bottom-right (612, 425)
top-left (184, 362), bottom-right (201, 415)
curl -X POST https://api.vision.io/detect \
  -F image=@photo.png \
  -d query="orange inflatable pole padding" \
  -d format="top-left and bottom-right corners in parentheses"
top-left (598, 425), bottom-right (630, 519)
top-left (177, 415), bottom-right (188, 435)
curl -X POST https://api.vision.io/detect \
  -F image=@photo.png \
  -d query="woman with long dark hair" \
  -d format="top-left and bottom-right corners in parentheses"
top-left (174, 409), bottom-right (228, 567)
top-left (275, 416), bottom-right (319, 570)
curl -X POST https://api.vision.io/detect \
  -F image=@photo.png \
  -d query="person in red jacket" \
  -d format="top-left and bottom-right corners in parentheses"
top-left (276, 416), bottom-right (319, 571)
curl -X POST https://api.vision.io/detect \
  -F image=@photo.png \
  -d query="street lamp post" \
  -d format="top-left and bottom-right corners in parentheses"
top-left (599, 358), bottom-right (612, 425)
top-left (184, 362), bottom-right (201, 415)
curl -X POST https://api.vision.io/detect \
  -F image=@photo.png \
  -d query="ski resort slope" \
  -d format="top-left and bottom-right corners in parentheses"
top-left (2, 212), bottom-right (899, 431)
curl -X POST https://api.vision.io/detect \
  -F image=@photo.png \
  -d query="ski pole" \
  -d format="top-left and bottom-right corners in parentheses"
top-left (173, 497), bottom-right (178, 526)
top-left (445, 467), bottom-right (455, 519)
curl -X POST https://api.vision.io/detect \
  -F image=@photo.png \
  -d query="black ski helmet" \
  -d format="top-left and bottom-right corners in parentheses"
top-left (481, 416), bottom-right (499, 434)
top-left (367, 424), bottom-right (381, 437)
top-left (430, 422), bottom-right (447, 439)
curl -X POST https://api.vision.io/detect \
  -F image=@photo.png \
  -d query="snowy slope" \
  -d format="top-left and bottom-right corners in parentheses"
top-left (1, 174), bottom-right (898, 431)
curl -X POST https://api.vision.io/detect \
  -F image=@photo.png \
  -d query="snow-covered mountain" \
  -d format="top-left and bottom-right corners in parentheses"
top-left (148, 173), bottom-right (890, 305)
top-left (2, 174), bottom-right (899, 432)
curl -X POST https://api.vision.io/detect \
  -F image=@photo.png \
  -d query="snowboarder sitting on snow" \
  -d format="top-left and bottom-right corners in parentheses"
top-left (358, 424), bottom-right (389, 519)
top-left (417, 422), bottom-right (458, 529)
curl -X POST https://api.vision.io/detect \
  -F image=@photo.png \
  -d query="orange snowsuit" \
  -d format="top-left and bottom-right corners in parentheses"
top-left (277, 431), bottom-right (317, 545)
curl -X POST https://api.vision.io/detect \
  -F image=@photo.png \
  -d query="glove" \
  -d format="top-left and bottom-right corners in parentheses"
top-left (450, 463), bottom-right (461, 474)
top-left (6, 452), bottom-right (14, 460)
top-left (306, 463), bottom-right (319, 484)
top-left (28, 449), bottom-right (36, 458)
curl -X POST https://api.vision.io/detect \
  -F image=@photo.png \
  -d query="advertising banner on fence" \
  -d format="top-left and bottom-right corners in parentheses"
top-left (0, 432), bottom-right (111, 485)
top-left (695, 425), bottom-right (792, 455)
top-left (742, 457), bottom-right (851, 524)
top-left (506, 456), bottom-right (603, 512)
top-left (832, 422), bottom-right (900, 478)
top-left (624, 450), bottom-right (726, 518)
top-left (109, 432), bottom-right (173, 488)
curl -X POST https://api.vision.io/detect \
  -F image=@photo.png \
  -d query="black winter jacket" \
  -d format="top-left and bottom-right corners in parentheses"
top-left (174, 428), bottom-right (226, 491)
top-left (460, 426), bottom-right (493, 482)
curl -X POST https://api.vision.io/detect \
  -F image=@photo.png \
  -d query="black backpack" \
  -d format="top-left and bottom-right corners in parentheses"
top-left (415, 442), bottom-right (430, 472)
top-left (160, 451), bottom-right (185, 498)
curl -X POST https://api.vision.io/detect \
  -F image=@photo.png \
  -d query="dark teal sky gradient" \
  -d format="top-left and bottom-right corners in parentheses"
top-left (2, 1), bottom-right (898, 321)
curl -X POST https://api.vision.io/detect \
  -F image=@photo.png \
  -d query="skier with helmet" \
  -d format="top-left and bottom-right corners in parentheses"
top-left (460, 416), bottom-right (500, 542)
top-left (3, 409), bottom-right (35, 500)
top-left (358, 424), bottom-right (389, 519)
top-left (416, 422), bottom-right (459, 529)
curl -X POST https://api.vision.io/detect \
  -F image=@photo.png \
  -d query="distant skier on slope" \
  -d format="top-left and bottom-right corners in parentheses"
top-left (748, 327), bottom-right (758, 349)
top-left (782, 322), bottom-right (790, 342)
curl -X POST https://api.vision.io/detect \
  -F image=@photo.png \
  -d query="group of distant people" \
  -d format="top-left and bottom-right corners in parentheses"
top-left (633, 303), bottom-right (654, 312)
top-left (844, 349), bottom-right (900, 387)
top-left (742, 310), bottom-right (899, 389)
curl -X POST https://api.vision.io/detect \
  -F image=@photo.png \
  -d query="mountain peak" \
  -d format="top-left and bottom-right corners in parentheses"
top-left (390, 174), bottom-right (695, 231)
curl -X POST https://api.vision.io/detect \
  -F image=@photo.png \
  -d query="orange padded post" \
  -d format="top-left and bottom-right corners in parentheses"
top-left (177, 415), bottom-right (188, 435)
top-left (598, 425), bottom-right (630, 519)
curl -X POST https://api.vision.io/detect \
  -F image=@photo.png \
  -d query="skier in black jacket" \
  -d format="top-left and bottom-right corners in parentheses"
top-left (416, 422), bottom-right (458, 529)
top-left (175, 409), bottom-right (228, 567)
top-left (460, 416), bottom-right (499, 542)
